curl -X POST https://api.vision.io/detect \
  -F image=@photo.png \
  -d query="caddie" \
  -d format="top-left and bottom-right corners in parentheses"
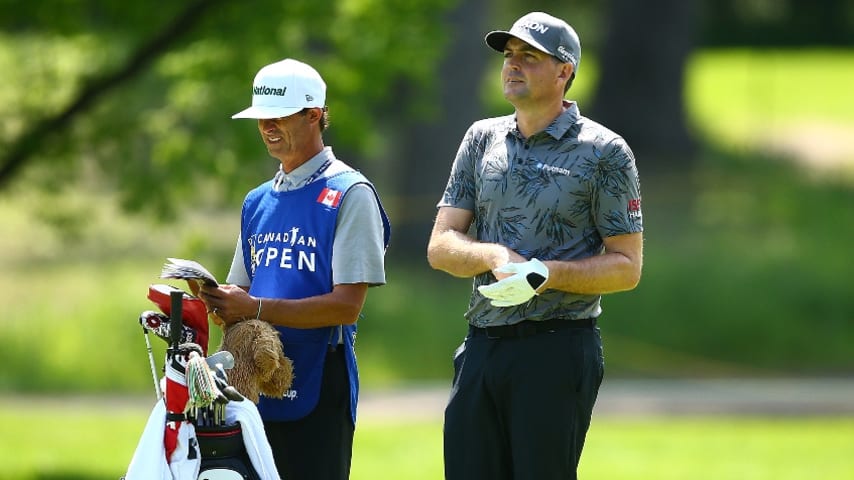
top-left (200, 58), bottom-right (391, 480)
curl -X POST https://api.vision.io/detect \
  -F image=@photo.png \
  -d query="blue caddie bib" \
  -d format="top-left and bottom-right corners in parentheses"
top-left (240, 169), bottom-right (390, 423)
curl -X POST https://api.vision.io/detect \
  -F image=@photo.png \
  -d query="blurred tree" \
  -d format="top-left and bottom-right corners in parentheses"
top-left (7, 0), bottom-right (839, 254)
top-left (0, 0), bottom-right (697, 253)
top-left (383, 0), bottom-right (491, 252)
top-left (0, 0), bottom-right (223, 194)
top-left (386, 0), bottom-right (603, 254)
top-left (0, 0), bottom-right (454, 221)
top-left (589, 0), bottom-right (700, 167)
top-left (702, 0), bottom-right (854, 46)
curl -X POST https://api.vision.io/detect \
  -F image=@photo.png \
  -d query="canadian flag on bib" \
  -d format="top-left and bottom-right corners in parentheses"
top-left (317, 187), bottom-right (342, 208)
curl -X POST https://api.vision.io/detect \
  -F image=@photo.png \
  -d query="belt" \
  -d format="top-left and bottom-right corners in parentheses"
top-left (469, 318), bottom-right (596, 339)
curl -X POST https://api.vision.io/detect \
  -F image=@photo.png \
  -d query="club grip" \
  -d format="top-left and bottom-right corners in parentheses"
top-left (170, 290), bottom-right (184, 349)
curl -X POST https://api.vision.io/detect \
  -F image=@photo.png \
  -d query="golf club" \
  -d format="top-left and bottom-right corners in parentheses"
top-left (206, 350), bottom-right (235, 370)
top-left (141, 325), bottom-right (163, 400)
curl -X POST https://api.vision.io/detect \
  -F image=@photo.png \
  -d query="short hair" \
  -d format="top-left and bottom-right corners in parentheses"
top-left (551, 56), bottom-right (575, 94)
top-left (565, 72), bottom-right (575, 94)
top-left (299, 107), bottom-right (329, 132)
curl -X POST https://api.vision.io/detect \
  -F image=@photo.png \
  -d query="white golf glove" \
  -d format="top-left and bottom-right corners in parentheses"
top-left (477, 258), bottom-right (549, 307)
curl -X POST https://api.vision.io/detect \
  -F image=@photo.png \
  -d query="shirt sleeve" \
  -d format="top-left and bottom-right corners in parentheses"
top-left (437, 124), bottom-right (478, 210)
top-left (593, 137), bottom-right (644, 238)
top-left (225, 234), bottom-right (251, 286)
top-left (332, 184), bottom-right (387, 286)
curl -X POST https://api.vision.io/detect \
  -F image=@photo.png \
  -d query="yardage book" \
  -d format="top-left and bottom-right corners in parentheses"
top-left (160, 257), bottom-right (219, 287)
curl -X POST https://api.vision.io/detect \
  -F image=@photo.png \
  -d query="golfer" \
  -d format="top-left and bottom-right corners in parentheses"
top-left (200, 58), bottom-right (390, 480)
top-left (427, 11), bottom-right (644, 480)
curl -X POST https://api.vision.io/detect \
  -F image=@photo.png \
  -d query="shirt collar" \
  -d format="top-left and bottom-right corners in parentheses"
top-left (547, 101), bottom-right (580, 139)
top-left (510, 100), bottom-right (580, 141)
top-left (273, 147), bottom-right (334, 191)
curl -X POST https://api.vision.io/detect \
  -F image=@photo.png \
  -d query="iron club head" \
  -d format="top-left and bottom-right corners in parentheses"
top-left (206, 350), bottom-right (235, 370)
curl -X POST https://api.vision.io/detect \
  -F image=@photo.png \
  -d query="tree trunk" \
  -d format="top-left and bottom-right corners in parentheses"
top-left (387, 0), bottom-right (491, 257)
top-left (589, 0), bottom-right (700, 169)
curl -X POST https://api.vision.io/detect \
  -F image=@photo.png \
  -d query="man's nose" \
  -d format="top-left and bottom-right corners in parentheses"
top-left (504, 56), bottom-right (521, 70)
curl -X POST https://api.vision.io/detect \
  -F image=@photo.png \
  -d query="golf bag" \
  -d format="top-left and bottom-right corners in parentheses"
top-left (124, 285), bottom-right (279, 480)
top-left (195, 424), bottom-right (260, 480)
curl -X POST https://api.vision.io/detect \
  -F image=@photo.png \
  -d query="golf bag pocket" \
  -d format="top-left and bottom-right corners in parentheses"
top-left (196, 423), bottom-right (260, 480)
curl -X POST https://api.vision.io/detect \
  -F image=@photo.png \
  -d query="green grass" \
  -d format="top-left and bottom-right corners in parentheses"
top-left (0, 399), bottom-right (850, 480)
top-left (580, 416), bottom-right (854, 479)
top-left (351, 420), bottom-right (444, 480)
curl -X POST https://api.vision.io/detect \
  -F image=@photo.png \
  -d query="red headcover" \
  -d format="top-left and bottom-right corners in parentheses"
top-left (147, 284), bottom-right (210, 355)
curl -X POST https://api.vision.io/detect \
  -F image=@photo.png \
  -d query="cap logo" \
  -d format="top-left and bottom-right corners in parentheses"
top-left (254, 85), bottom-right (287, 96)
top-left (305, 94), bottom-right (314, 102)
top-left (519, 20), bottom-right (549, 35)
top-left (557, 45), bottom-right (576, 63)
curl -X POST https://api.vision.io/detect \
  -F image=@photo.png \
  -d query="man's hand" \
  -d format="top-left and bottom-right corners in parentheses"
top-left (478, 258), bottom-right (549, 307)
top-left (199, 284), bottom-right (255, 326)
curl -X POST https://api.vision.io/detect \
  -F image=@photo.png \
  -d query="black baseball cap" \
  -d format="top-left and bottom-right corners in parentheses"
top-left (485, 11), bottom-right (581, 71)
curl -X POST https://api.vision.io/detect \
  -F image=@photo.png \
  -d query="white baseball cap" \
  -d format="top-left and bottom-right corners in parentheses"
top-left (231, 58), bottom-right (326, 119)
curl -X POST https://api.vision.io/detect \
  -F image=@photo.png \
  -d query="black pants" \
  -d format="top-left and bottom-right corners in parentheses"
top-left (444, 323), bottom-right (604, 480)
top-left (264, 348), bottom-right (354, 480)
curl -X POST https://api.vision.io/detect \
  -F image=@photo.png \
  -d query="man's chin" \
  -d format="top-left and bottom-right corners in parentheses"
top-left (503, 90), bottom-right (526, 103)
top-left (504, 83), bottom-right (527, 95)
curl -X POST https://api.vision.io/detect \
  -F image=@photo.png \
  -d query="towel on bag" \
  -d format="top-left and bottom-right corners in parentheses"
top-left (125, 401), bottom-right (199, 480)
top-left (125, 400), bottom-right (280, 480)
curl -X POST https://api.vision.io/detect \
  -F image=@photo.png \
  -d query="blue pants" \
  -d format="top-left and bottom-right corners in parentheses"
top-left (444, 322), bottom-right (604, 480)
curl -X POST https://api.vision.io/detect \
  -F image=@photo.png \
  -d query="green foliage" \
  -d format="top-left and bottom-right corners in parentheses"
top-left (687, 48), bottom-right (854, 151)
top-left (599, 147), bottom-right (854, 376)
top-left (1, 47), bottom-right (852, 391)
top-left (0, 0), bottom-right (455, 217)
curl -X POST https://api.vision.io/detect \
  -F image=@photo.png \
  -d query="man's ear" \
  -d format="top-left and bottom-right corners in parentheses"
top-left (558, 62), bottom-right (574, 83)
top-left (306, 107), bottom-right (323, 124)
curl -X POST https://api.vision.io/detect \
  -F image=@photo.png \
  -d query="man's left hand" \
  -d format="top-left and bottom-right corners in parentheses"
top-left (478, 258), bottom-right (549, 307)
top-left (199, 284), bottom-right (254, 326)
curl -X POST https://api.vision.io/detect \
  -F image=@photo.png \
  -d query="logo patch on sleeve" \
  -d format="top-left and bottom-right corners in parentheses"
top-left (627, 198), bottom-right (642, 219)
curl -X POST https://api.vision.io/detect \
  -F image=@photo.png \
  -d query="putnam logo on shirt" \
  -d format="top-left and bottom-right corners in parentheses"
top-left (317, 187), bottom-right (342, 208)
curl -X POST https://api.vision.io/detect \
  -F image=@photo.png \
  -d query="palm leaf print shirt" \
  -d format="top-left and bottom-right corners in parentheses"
top-left (438, 101), bottom-right (643, 327)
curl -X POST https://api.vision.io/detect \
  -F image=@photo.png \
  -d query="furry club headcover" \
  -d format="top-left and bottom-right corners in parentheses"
top-left (217, 319), bottom-right (294, 404)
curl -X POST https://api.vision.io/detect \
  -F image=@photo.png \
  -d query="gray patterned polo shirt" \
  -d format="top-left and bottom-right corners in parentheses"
top-left (437, 101), bottom-right (643, 327)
